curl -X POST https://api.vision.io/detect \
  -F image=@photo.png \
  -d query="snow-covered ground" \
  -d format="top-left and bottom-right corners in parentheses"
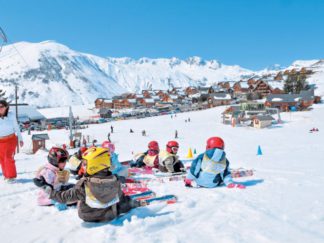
top-left (1, 104), bottom-right (324, 243)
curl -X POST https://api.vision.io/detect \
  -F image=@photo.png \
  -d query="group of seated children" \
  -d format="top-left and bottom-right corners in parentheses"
top-left (33, 136), bottom-right (245, 223)
top-left (131, 140), bottom-right (185, 173)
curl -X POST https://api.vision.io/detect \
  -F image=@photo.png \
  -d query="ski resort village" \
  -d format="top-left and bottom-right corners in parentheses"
top-left (1, 2), bottom-right (324, 243)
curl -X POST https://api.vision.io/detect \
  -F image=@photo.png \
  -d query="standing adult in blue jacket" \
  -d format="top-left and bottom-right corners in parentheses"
top-left (185, 137), bottom-right (245, 189)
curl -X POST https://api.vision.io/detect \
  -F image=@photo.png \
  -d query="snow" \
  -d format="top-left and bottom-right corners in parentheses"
top-left (272, 98), bottom-right (283, 102)
top-left (1, 102), bottom-right (324, 242)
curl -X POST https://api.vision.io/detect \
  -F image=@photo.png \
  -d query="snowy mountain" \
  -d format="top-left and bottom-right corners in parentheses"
top-left (0, 41), bottom-right (323, 107)
top-left (0, 41), bottom-right (253, 107)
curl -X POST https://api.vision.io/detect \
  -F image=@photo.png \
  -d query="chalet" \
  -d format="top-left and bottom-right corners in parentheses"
top-left (156, 90), bottom-right (166, 98)
top-left (185, 87), bottom-right (199, 96)
top-left (137, 98), bottom-right (155, 108)
top-left (217, 82), bottom-right (231, 90)
top-left (249, 80), bottom-right (273, 98)
top-left (208, 93), bottom-right (232, 107)
top-left (125, 93), bottom-right (137, 99)
top-left (233, 81), bottom-right (250, 94)
top-left (222, 105), bottom-right (241, 125)
top-left (161, 94), bottom-right (174, 103)
top-left (252, 115), bottom-right (274, 129)
top-left (247, 78), bottom-right (256, 86)
top-left (10, 105), bottom-right (46, 123)
top-left (271, 88), bottom-right (285, 94)
top-left (112, 99), bottom-right (134, 109)
top-left (274, 71), bottom-right (283, 81)
top-left (142, 90), bottom-right (152, 98)
top-left (99, 108), bottom-right (113, 118)
top-left (265, 90), bottom-right (314, 111)
top-left (95, 98), bottom-right (113, 109)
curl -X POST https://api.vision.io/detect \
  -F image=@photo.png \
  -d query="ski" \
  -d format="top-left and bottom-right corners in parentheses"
top-left (129, 190), bottom-right (156, 201)
top-left (140, 194), bottom-right (178, 206)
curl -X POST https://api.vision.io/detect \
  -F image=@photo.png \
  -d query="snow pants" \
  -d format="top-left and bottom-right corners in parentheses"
top-left (0, 134), bottom-right (18, 179)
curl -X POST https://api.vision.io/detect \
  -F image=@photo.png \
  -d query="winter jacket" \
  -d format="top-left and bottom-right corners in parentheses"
top-left (186, 148), bottom-right (233, 188)
top-left (131, 150), bottom-right (159, 169)
top-left (49, 170), bottom-right (140, 222)
top-left (0, 111), bottom-right (23, 142)
top-left (35, 163), bottom-right (65, 206)
top-left (158, 150), bottom-right (184, 173)
top-left (110, 153), bottom-right (128, 177)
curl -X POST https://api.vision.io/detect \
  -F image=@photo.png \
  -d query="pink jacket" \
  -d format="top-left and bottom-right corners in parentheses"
top-left (35, 163), bottom-right (62, 206)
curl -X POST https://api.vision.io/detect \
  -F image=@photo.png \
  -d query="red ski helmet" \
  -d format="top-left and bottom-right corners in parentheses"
top-left (206, 137), bottom-right (225, 150)
top-left (48, 147), bottom-right (69, 167)
top-left (166, 140), bottom-right (179, 154)
top-left (101, 141), bottom-right (115, 153)
top-left (148, 141), bottom-right (159, 151)
top-left (77, 147), bottom-right (88, 158)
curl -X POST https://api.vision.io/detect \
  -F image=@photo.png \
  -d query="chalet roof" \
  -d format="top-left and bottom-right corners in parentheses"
top-left (127, 99), bottom-right (137, 103)
top-left (32, 133), bottom-right (50, 141)
top-left (254, 115), bottom-right (275, 121)
top-left (198, 87), bottom-right (210, 91)
top-left (10, 105), bottom-right (46, 122)
top-left (144, 99), bottom-right (155, 103)
top-left (170, 95), bottom-right (178, 99)
top-left (151, 96), bottom-right (160, 100)
top-left (267, 90), bottom-right (314, 103)
top-left (210, 93), bottom-right (232, 100)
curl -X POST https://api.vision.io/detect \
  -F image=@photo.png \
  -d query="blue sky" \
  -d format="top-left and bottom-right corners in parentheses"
top-left (1, 0), bottom-right (323, 69)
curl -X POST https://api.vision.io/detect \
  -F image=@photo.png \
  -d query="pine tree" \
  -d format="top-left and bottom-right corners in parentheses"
top-left (284, 71), bottom-right (308, 94)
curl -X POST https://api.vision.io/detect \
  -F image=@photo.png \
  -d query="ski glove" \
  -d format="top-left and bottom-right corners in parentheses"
top-left (184, 178), bottom-right (193, 187)
top-left (227, 183), bottom-right (246, 189)
top-left (33, 176), bottom-right (54, 194)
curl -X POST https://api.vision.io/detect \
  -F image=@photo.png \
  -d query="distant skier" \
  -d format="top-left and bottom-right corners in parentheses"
top-left (107, 132), bottom-right (111, 142)
top-left (175, 130), bottom-right (178, 139)
top-left (33, 147), bottom-right (73, 210)
top-left (159, 141), bottom-right (185, 173)
top-left (34, 147), bottom-right (141, 222)
top-left (130, 128), bottom-right (134, 133)
top-left (184, 137), bottom-right (245, 189)
top-left (110, 125), bottom-right (114, 133)
top-left (131, 141), bottom-right (160, 169)
top-left (142, 130), bottom-right (146, 136)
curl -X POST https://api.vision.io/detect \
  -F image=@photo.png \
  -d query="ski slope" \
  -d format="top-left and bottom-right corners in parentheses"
top-left (0, 104), bottom-right (324, 243)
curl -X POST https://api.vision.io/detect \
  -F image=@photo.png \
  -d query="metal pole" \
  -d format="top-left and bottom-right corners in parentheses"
top-left (69, 106), bottom-right (73, 148)
top-left (15, 85), bottom-right (19, 153)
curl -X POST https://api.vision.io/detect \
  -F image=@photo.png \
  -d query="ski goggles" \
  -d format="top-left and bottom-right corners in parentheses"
top-left (168, 146), bottom-right (179, 153)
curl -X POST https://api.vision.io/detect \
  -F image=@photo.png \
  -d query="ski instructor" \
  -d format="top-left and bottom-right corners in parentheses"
top-left (0, 99), bottom-right (24, 182)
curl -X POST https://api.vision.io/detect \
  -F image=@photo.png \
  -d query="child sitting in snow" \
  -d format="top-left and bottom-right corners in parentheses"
top-left (185, 137), bottom-right (245, 189)
top-left (34, 147), bottom-right (141, 222)
top-left (159, 140), bottom-right (185, 173)
top-left (130, 141), bottom-right (160, 169)
top-left (34, 147), bottom-right (74, 209)
top-left (101, 141), bottom-right (128, 179)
